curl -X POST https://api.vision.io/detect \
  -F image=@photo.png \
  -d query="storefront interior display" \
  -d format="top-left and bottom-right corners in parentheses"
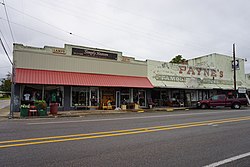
top-left (22, 85), bottom-right (43, 103)
top-left (21, 85), bottom-right (64, 107)
top-left (133, 89), bottom-right (146, 107)
top-left (44, 86), bottom-right (64, 106)
top-left (71, 87), bottom-right (99, 107)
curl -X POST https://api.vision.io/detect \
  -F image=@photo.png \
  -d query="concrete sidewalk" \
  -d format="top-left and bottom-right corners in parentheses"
top-left (0, 106), bottom-right (189, 119)
top-left (0, 106), bottom-right (11, 118)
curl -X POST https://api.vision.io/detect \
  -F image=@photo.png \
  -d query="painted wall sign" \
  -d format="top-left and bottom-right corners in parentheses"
top-left (178, 65), bottom-right (223, 78)
top-left (155, 74), bottom-right (186, 82)
top-left (154, 74), bottom-right (242, 86)
top-left (72, 48), bottom-right (117, 60)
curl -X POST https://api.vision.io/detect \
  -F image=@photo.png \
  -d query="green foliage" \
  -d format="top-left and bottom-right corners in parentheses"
top-left (34, 100), bottom-right (47, 110)
top-left (0, 72), bottom-right (11, 92)
top-left (170, 55), bottom-right (187, 64)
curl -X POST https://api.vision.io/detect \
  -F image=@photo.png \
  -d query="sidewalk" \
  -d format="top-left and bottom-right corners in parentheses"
top-left (0, 106), bottom-right (189, 119)
top-left (0, 106), bottom-right (11, 118)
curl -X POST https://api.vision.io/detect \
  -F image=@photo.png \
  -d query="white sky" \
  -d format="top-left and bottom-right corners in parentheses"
top-left (0, 0), bottom-right (250, 78)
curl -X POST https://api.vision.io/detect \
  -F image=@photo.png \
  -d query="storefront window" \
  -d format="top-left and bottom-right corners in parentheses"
top-left (191, 90), bottom-right (197, 101)
top-left (101, 88), bottom-right (115, 106)
top-left (198, 91), bottom-right (203, 100)
top-left (72, 87), bottom-right (89, 106)
top-left (133, 89), bottom-right (146, 107)
top-left (44, 86), bottom-right (64, 106)
top-left (121, 88), bottom-right (130, 105)
top-left (203, 91), bottom-right (209, 99)
top-left (21, 85), bottom-right (43, 104)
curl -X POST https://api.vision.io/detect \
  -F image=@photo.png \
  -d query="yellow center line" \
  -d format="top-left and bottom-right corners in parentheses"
top-left (1, 116), bottom-right (250, 149)
top-left (2, 116), bottom-right (249, 144)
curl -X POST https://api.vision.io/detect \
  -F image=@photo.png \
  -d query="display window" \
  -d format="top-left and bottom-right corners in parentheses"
top-left (101, 88), bottom-right (115, 106)
top-left (44, 86), bottom-right (64, 106)
top-left (191, 90), bottom-right (197, 101)
top-left (21, 85), bottom-right (43, 104)
top-left (133, 89), bottom-right (146, 107)
top-left (71, 87), bottom-right (99, 107)
top-left (72, 87), bottom-right (89, 106)
top-left (121, 88), bottom-right (130, 105)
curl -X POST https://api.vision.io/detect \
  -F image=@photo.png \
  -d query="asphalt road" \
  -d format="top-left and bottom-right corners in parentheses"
top-left (0, 108), bottom-right (250, 167)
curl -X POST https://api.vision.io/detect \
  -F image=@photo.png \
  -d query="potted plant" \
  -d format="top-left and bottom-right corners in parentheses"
top-left (20, 104), bottom-right (30, 117)
top-left (34, 100), bottom-right (47, 116)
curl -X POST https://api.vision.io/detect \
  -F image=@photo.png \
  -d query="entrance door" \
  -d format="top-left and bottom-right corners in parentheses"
top-left (138, 90), bottom-right (146, 107)
top-left (90, 88), bottom-right (99, 106)
top-left (115, 91), bottom-right (121, 108)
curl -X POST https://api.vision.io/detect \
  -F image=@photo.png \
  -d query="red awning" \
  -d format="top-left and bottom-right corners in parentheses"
top-left (15, 68), bottom-right (153, 88)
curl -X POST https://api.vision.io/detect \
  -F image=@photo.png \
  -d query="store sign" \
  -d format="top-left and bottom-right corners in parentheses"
top-left (231, 60), bottom-right (240, 70)
top-left (53, 48), bottom-right (65, 54)
top-left (154, 74), bottom-right (242, 86)
top-left (238, 87), bottom-right (247, 94)
top-left (155, 75), bottom-right (186, 82)
top-left (72, 48), bottom-right (117, 60)
top-left (121, 56), bottom-right (131, 62)
top-left (178, 65), bottom-right (224, 78)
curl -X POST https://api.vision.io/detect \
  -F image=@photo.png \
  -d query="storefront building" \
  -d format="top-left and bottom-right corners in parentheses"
top-left (12, 43), bottom-right (249, 111)
top-left (147, 53), bottom-right (250, 107)
top-left (12, 44), bottom-right (153, 111)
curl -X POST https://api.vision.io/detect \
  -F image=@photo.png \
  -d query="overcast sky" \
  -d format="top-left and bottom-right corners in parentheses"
top-left (1, 0), bottom-right (250, 78)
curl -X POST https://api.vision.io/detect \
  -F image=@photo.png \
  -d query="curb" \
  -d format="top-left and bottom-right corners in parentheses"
top-left (1, 107), bottom-right (191, 119)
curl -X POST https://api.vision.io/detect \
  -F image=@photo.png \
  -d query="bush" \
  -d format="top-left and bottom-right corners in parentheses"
top-left (34, 100), bottom-right (47, 110)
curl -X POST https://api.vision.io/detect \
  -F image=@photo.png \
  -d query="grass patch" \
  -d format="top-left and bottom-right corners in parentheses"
top-left (0, 97), bottom-right (11, 100)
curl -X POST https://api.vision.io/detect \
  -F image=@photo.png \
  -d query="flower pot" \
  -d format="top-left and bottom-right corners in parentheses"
top-left (50, 103), bottom-right (58, 115)
top-left (38, 109), bottom-right (47, 116)
top-left (20, 108), bottom-right (29, 117)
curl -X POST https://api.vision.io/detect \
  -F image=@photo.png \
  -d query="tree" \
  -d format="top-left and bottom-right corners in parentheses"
top-left (0, 72), bottom-right (11, 92)
top-left (170, 55), bottom-right (187, 64)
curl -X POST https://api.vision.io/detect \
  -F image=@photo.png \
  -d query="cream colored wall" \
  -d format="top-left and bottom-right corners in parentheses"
top-left (14, 44), bottom-right (147, 77)
top-left (188, 53), bottom-right (247, 88)
top-left (147, 54), bottom-right (248, 89)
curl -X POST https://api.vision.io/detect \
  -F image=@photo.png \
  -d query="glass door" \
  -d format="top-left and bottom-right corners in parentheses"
top-left (138, 90), bottom-right (146, 107)
top-left (90, 88), bottom-right (99, 106)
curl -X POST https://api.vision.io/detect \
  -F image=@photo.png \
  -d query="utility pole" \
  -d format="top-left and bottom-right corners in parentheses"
top-left (9, 63), bottom-right (15, 119)
top-left (233, 43), bottom-right (237, 97)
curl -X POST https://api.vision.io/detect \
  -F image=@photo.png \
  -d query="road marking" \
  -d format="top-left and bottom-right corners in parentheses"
top-left (203, 152), bottom-right (250, 167)
top-left (1, 116), bottom-right (250, 149)
top-left (27, 110), bottom-right (250, 125)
